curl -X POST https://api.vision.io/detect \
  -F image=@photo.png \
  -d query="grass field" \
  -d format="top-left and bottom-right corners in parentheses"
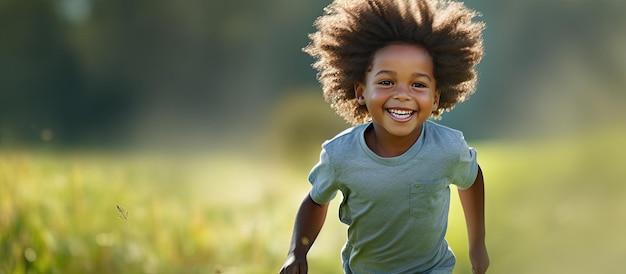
top-left (1, 126), bottom-right (626, 273)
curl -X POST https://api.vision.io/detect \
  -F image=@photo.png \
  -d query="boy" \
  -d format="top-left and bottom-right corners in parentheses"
top-left (280, 0), bottom-right (489, 273)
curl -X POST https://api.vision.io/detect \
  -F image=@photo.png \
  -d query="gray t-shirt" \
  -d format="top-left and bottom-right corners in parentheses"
top-left (309, 120), bottom-right (478, 273)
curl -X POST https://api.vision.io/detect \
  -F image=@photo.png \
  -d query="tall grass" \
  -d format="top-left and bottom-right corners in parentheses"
top-left (1, 126), bottom-right (625, 273)
top-left (0, 149), bottom-right (295, 273)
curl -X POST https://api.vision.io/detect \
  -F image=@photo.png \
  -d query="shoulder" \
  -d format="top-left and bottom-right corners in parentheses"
top-left (423, 120), bottom-right (467, 143)
top-left (422, 121), bottom-right (478, 185)
top-left (314, 123), bottom-right (368, 166)
top-left (422, 120), bottom-right (472, 159)
top-left (321, 123), bottom-right (367, 151)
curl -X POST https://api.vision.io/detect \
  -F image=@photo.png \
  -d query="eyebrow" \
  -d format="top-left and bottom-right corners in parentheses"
top-left (374, 70), bottom-right (433, 82)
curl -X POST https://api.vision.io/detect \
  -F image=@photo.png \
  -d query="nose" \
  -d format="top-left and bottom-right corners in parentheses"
top-left (393, 84), bottom-right (411, 101)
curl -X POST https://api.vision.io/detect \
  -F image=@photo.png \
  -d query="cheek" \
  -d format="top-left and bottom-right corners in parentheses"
top-left (364, 88), bottom-right (387, 101)
top-left (415, 92), bottom-right (436, 102)
top-left (428, 91), bottom-right (439, 101)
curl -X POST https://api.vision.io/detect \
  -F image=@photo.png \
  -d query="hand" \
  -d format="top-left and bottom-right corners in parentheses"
top-left (279, 254), bottom-right (308, 274)
top-left (469, 244), bottom-right (489, 274)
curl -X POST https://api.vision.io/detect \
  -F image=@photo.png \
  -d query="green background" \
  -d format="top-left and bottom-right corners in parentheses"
top-left (1, 0), bottom-right (625, 273)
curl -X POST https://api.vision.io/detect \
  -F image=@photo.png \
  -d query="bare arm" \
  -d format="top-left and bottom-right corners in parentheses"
top-left (279, 193), bottom-right (329, 274)
top-left (458, 165), bottom-right (490, 274)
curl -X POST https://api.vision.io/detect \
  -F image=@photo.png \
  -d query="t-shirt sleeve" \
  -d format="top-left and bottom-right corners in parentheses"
top-left (308, 147), bottom-right (338, 204)
top-left (453, 142), bottom-right (479, 190)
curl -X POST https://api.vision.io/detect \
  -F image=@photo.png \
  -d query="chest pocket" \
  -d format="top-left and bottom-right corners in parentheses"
top-left (409, 179), bottom-right (449, 218)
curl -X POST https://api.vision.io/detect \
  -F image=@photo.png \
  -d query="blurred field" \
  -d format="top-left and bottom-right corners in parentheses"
top-left (1, 126), bottom-right (626, 274)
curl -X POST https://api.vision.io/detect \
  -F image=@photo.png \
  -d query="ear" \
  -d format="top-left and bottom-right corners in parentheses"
top-left (354, 83), bottom-right (365, 105)
top-left (433, 90), bottom-right (441, 108)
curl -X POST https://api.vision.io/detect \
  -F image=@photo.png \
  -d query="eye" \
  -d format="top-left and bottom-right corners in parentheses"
top-left (412, 82), bottom-right (427, 88)
top-left (378, 80), bottom-right (393, 86)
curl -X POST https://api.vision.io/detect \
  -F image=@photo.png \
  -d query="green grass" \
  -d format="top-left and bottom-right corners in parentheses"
top-left (1, 127), bottom-right (626, 273)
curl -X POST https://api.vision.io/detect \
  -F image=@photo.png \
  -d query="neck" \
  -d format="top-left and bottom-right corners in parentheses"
top-left (365, 124), bottom-right (422, 158)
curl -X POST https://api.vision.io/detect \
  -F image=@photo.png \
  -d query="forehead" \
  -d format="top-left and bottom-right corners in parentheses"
top-left (370, 44), bottom-right (434, 71)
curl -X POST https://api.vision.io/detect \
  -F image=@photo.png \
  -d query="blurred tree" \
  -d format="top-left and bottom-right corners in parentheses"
top-left (64, 0), bottom-right (332, 147)
top-left (1, 0), bottom-right (624, 147)
top-left (440, 0), bottom-right (626, 139)
top-left (0, 0), bottom-right (133, 145)
top-left (0, 1), bottom-right (80, 143)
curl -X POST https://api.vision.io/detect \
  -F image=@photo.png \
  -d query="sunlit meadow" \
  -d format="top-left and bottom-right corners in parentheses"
top-left (2, 124), bottom-right (626, 273)
top-left (2, 1), bottom-right (626, 273)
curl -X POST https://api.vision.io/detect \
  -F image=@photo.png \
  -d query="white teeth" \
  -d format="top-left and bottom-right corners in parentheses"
top-left (388, 109), bottom-right (414, 119)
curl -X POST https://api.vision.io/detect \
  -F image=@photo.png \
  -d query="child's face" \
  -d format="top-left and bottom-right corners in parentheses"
top-left (355, 44), bottom-right (440, 139)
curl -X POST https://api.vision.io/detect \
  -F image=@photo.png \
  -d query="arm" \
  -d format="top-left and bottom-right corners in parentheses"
top-left (279, 193), bottom-right (329, 274)
top-left (458, 165), bottom-right (490, 274)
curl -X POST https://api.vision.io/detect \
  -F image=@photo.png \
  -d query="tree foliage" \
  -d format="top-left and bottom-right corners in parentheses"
top-left (1, 0), bottom-right (624, 146)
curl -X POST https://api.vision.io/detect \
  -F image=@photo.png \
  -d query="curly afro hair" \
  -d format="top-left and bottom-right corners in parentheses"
top-left (304, 0), bottom-right (485, 125)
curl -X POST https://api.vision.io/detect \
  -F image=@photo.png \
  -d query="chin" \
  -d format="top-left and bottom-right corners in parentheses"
top-left (385, 124), bottom-right (422, 137)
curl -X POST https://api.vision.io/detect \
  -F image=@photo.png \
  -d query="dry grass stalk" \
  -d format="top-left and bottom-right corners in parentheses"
top-left (116, 205), bottom-right (129, 223)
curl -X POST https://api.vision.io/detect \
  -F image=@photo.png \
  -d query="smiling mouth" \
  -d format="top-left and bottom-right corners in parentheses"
top-left (387, 108), bottom-right (415, 120)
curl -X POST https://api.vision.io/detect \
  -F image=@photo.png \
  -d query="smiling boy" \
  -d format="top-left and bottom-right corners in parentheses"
top-left (280, 0), bottom-right (489, 273)
top-left (356, 44), bottom-right (438, 157)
